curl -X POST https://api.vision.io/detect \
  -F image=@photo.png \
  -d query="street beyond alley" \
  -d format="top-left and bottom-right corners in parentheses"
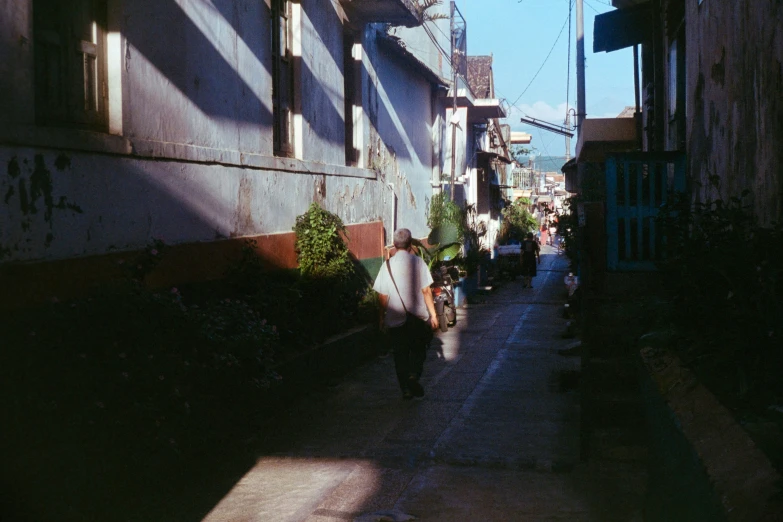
top-left (202, 247), bottom-right (646, 521)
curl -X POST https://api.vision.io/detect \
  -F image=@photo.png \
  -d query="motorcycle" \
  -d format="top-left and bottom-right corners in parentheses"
top-left (431, 263), bottom-right (459, 332)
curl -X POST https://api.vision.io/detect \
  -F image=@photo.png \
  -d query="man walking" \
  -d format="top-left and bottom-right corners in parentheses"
top-left (374, 229), bottom-right (439, 400)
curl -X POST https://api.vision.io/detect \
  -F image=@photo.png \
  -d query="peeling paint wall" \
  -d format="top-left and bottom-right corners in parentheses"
top-left (0, 148), bottom-right (382, 262)
top-left (0, 0), bottom-right (447, 266)
top-left (686, 0), bottom-right (783, 225)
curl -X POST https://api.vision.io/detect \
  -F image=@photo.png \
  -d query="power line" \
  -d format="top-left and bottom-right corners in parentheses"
top-left (509, 2), bottom-right (573, 108)
top-left (583, 0), bottom-right (602, 15)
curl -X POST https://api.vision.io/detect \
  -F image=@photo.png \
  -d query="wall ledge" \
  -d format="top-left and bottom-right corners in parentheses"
top-left (0, 124), bottom-right (376, 180)
top-left (640, 346), bottom-right (783, 521)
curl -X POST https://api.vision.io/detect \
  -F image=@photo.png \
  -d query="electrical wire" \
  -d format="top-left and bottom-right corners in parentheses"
top-left (509, 1), bottom-right (573, 108)
top-left (583, 0), bottom-right (602, 15)
top-left (422, 23), bottom-right (454, 67)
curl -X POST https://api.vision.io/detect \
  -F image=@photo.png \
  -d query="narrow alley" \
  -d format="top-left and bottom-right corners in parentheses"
top-left (202, 248), bottom-right (646, 521)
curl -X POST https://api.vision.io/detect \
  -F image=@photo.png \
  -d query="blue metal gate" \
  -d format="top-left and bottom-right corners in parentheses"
top-left (605, 152), bottom-right (686, 271)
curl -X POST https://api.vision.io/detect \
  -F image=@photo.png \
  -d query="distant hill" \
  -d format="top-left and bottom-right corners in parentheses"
top-left (516, 155), bottom-right (570, 173)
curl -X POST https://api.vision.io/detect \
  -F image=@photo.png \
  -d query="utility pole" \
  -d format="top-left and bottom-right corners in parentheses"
top-left (576, 0), bottom-right (586, 148)
top-left (449, 1), bottom-right (458, 202)
top-left (575, 0), bottom-right (587, 284)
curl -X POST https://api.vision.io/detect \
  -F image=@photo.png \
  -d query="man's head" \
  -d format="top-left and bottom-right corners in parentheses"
top-left (393, 228), bottom-right (413, 250)
top-left (527, 232), bottom-right (534, 240)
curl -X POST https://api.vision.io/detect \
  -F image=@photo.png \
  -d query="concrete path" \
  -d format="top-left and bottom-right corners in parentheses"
top-left (202, 248), bottom-right (646, 521)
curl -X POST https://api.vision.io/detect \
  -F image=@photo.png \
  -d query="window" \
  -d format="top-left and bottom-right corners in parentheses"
top-left (34, 0), bottom-right (108, 131)
top-left (343, 32), bottom-right (358, 167)
top-left (271, 0), bottom-right (294, 157)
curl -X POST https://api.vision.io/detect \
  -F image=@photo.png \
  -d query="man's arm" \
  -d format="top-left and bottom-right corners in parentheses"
top-left (421, 286), bottom-right (439, 329)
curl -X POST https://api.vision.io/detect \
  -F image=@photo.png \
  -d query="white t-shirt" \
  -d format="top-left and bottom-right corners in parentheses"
top-left (373, 250), bottom-right (433, 328)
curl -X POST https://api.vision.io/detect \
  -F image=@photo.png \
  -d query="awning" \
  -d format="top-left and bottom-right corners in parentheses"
top-left (593, 3), bottom-right (652, 53)
top-left (510, 131), bottom-right (532, 144)
top-left (468, 99), bottom-right (507, 121)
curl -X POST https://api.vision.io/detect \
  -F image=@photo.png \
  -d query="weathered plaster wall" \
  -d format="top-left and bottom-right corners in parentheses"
top-left (363, 25), bottom-right (439, 241)
top-left (123, 0), bottom-right (272, 155)
top-left (686, 0), bottom-right (783, 225)
top-left (0, 1), bottom-right (444, 271)
top-left (0, 148), bottom-right (382, 263)
top-left (300, 0), bottom-right (347, 165)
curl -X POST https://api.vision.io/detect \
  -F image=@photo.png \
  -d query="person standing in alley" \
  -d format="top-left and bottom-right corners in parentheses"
top-left (521, 231), bottom-right (541, 288)
top-left (374, 228), bottom-right (439, 400)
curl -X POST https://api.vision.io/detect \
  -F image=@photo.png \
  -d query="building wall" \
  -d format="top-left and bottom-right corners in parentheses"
top-left (300, 0), bottom-right (348, 164)
top-left (442, 105), bottom-right (469, 206)
top-left (387, 1), bottom-right (451, 82)
top-left (362, 24), bottom-right (441, 241)
top-left (0, 146), bottom-right (382, 262)
top-left (123, 0), bottom-right (272, 155)
top-left (0, 0), bottom-right (445, 295)
top-left (686, 0), bottom-right (783, 225)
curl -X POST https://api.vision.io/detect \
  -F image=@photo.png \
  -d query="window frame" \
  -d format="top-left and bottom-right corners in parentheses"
top-left (271, 0), bottom-right (294, 158)
top-left (34, 0), bottom-right (109, 132)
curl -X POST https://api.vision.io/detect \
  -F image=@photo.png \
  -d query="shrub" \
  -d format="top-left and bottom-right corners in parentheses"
top-left (657, 191), bottom-right (783, 400)
top-left (498, 198), bottom-right (537, 243)
top-left (294, 203), bottom-right (355, 281)
top-left (293, 203), bottom-right (373, 340)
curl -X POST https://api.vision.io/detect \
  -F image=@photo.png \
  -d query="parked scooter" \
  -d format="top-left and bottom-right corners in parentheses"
top-left (431, 263), bottom-right (459, 332)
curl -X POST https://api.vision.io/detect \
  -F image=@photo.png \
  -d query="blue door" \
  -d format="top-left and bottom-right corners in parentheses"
top-left (605, 152), bottom-right (686, 271)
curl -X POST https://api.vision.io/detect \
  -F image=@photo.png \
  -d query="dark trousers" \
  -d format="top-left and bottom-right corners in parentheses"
top-left (388, 324), bottom-right (426, 392)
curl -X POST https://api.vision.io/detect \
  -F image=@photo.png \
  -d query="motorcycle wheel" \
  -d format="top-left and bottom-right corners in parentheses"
top-left (438, 312), bottom-right (448, 332)
top-left (445, 303), bottom-right (457, 326)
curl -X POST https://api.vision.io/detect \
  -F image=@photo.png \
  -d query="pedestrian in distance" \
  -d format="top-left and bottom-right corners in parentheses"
top-left (520, 231), bottom-right (541, 288)
top-left (373, 228), bottom-right (439, 400)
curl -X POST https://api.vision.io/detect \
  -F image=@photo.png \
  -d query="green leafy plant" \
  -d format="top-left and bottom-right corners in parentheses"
top-left (656, 189), bottom-right (783, 403)
top-left (412, 0), bottom-right (449, 22)
top-left (293, 203), bottom-right (373, 339)
top-left (427, 192), bottom-right (464, 236)
top-left (414, 220), bottom-right (462, 268)
top-left (557, 196), bottom-right (580, 262)
top-left (456, 204), bottom-right (489, 276)
top-left (498, 198), bottom-right (537, 243)
top-left (294, 203), bottom-right (355, 281)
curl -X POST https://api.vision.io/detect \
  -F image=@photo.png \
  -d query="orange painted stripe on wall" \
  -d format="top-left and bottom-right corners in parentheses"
top-left (1, 221), bottom-right (385, 310)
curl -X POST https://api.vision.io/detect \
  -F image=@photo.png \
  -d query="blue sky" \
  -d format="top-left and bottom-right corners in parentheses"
top-left (456, 0), bottom-right (636, 158)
